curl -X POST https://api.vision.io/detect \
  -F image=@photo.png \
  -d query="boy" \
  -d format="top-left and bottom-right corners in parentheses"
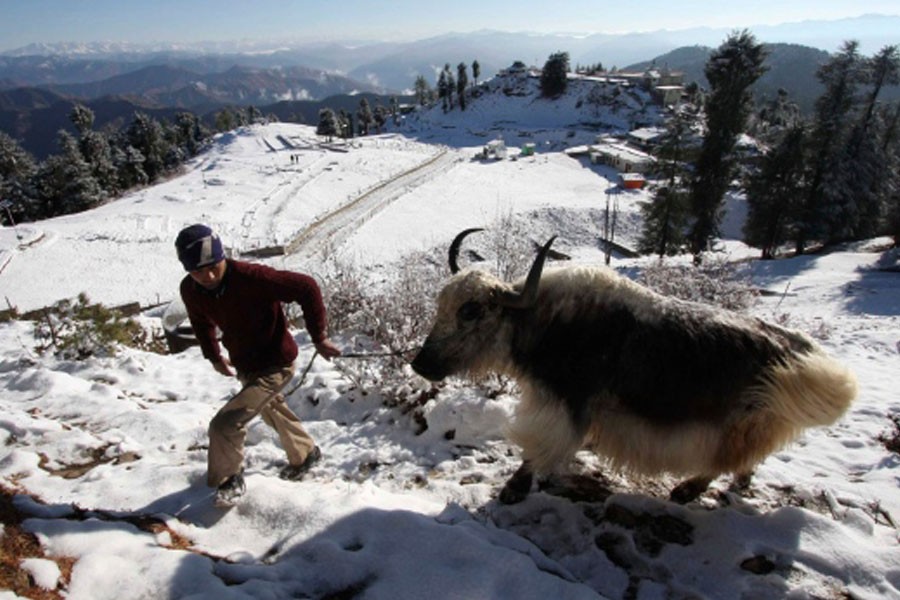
top-left (175, 224), bottom-right (340, 506)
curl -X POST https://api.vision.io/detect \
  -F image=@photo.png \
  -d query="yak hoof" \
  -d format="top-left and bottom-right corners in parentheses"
top-left (499, 465), bottom-right (534, 504)
top-left (499, 483), bottom-right (530, 505)
top-left (732, 472), bottom-right (753, 491)
top-left (669, 476), bottom-right (713, 504)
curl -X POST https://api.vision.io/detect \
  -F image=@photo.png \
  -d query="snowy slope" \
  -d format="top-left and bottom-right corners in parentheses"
top-left (1, 77), bottom-right (899, 599)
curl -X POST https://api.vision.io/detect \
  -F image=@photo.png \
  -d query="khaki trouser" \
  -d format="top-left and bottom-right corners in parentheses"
top-left (207, 364), bottom-right (316, 487)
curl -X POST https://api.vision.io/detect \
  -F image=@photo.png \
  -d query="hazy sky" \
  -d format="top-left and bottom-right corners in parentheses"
top-left (1, 0), bottom-right (899, 51)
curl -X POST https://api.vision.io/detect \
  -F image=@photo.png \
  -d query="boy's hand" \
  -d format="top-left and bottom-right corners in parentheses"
top-left (211, 357), bottom-right (235, 377)
top-left (314, 338), bottom-right (342, 361)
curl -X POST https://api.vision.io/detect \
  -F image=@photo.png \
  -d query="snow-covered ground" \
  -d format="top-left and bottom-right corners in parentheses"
top-left (1, 94), bottom-right (899, 599)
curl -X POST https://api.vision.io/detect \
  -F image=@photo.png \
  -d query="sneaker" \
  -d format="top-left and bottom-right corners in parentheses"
top-left (214, 471), bottom-right (246, 507)
top-left (279, 446), bottom-right (322, 481)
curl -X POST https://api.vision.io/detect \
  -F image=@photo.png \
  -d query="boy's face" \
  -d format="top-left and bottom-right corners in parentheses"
top-left (189, 259), bottom-right (227, 289)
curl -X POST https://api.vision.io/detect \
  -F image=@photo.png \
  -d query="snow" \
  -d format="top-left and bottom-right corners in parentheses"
top-left (17, 558), bottom-right (60, 590)
top-left (1, 78), bottom-right (899, 599)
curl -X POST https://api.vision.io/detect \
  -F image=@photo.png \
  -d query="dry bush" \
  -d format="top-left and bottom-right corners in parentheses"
top-left (878, 414), bottom-right (900, 454)
top-left (319, 247), bottom-right (446, 398)
top-left (318, 219), bottom-right (537, 423)
top-left (637, 256), bottom-right (758, 312)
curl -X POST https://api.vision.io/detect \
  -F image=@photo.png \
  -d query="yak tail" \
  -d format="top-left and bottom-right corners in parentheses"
top-left (760, 351), bottom-right (857, 428)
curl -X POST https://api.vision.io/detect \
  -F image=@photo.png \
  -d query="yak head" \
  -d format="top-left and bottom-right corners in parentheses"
top-left (411, 229), bottom-right (556, 381)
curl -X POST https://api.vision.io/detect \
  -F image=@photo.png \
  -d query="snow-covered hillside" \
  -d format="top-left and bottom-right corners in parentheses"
top-left (402, 69), bottom-right (663, 148)
top-left (1, 83), bottom-right (899, 600)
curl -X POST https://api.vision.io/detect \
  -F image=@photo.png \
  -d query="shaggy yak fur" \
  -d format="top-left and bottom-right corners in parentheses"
top-left (411, 231), bottom-right (857, 504)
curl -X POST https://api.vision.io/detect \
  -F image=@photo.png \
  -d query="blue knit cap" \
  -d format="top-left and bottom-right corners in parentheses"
top-left (175, 224), bottom-right (225, 271)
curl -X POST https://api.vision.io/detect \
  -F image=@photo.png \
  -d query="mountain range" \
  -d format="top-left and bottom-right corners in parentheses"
top-left (0, 15), bottom-right (897, 159)
top-left (3, 14), bottom-right (898, 92)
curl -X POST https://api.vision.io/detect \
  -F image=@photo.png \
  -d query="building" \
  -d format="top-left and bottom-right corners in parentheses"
top-left (627, 126), bottom-right (666, 151)
top-left (606, 67), bottom-right (685, 107)
top-left (482, 139), bottom-right (507, 160)
top-left (620, 173), bottom-right (646, 189)
top-left (590, 139), bottom-right (656, 173)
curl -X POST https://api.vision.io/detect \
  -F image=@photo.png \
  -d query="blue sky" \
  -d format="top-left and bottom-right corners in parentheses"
top-left (1, 0), bottom-right (898, 51)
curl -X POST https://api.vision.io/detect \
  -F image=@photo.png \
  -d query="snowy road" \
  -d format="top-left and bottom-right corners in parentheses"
top-left (284, 148), bottom-right (456, 263)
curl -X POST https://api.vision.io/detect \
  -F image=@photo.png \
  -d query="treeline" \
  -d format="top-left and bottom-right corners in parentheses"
top-left (315, 97), bottom-right (400, 141)
top-left (638, 34), bottom-right (900, 259)
top-left (313, 60), bottom-right (483, 139)
top-left (411, 61), bottom-right (482, 111)
top-left (744, 40), bottom-right (900, 256)
top-left (405, 54), bottom-right (568, 111)
top-left (0, 104), bottom-right (220, 223)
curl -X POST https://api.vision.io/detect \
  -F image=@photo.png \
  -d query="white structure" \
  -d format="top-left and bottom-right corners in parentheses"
top-left (483, 139), bottom-right (507, 160)
top-left (627, 126), bottom-right (666, 150)
top-left (590, 140), bottom-right (655, 173)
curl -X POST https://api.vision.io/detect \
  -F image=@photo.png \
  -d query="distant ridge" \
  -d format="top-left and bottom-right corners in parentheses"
top-left (2, 14), bottom-right (897, 92)
top-left (625, 43), bottom-right (840, 114)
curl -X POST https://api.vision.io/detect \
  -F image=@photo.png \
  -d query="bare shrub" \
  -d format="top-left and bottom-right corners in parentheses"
top-left (637, 256), bottom-right (758, 312)
top-left (878, 414), bottom-right (900, 454)
top-left (319, 247), bottom-right (446, 398)
top-left (317, 218), bottom-right (534, 430)
top-left (484, 208), bottom-right (534, 282)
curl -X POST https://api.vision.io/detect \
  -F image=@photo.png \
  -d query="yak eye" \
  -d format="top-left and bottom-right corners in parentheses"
top-left (457, 301), bottom-right (485, 322)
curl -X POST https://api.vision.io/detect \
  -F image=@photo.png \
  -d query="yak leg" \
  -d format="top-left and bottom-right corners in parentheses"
top-left (669, 475), bottom-right (714, 504)
top-left (499, 461), bottom-right (534, 504)
top-left (731, 471), bottom-right (753, 492)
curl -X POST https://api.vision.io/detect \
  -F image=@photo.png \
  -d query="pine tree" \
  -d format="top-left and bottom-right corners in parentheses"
top-left (373, 104), bottom-right (387, 134)
top-left (357, 98), bottom-right (374, 136)
top-left (316, 108), bottom-right (339, 141)
top-left (881, 103), bottom-right (900, 245)
top-left (0, 132), bottom-right (36, 180)
top-left (797, 41), bottom-right (866, 252)
top-left (162, 124), bottom-right (187, 171)
top-left (64, 104), bottom-right (119, 198)
top-left (438, 70), bottom-right (449, 112)
top-left (114, 145), bottom-right (148, 190)
top-left (69, 103), bottom-right (95, 137)
top-left (472, 60), bottom-right (481, 87)
top-left (743, 124), bottom-right (807, 258)
top-left (80, 130), bottom-right (119, 196)
top-left (126, 112), bottom-right (167, 182)
top-left (752, 88), bottom-right (801, 144)
top-left (414, 75), bottom-right (432, 107)
top-left (215, 108), bottom-right (236, 132)
top-left (246, 105), bottom-right (263, 124)
top-left (0, 131), bottom-right (38, 222)
top-left (34, 130), bottom-right (104, 216)
top-left (173, 112), bottom-right (206, 157)
top-left (540, 52), bottom-right (570, 97)
top-left (639, 111), bottom-right (692, 256)
top-left (445, 65), bottom-right (456, 110)
top-left (639, 186), bottom-right (690, 257)
top-left (860, 45), bottom-right (900, 130)
top-left (687, 30), bottom-right (767, 261)
top-left (340, 110), bottom-right (354, 139)
top-left (456, 62), bottom-right (469, 111)
top-left (389, 96), bottom-right (400, 125)
top-left (843, 45), bottom-right (900, 240)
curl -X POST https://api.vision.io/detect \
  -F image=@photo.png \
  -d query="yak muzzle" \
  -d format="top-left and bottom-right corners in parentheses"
top-left (410, 346), bottom-right (449, 382)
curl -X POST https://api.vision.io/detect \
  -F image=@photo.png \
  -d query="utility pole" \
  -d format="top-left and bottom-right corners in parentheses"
top-left (603, 184), bottom-right (619, 265)
top-left (0, 199), bottom-right (23, 243)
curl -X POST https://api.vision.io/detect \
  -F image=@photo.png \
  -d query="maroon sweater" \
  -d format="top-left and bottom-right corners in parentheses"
top-left (180, 259), bottom-right (328, 374)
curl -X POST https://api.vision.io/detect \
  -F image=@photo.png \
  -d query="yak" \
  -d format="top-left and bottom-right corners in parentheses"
top-left (411, 230), bottom-right (857, 504)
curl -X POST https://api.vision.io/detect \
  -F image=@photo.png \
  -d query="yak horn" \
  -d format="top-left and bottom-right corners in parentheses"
top-left (497, 236), bottom-right (557, 309)
top-left (448, 228), bottom-right (484, 274)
